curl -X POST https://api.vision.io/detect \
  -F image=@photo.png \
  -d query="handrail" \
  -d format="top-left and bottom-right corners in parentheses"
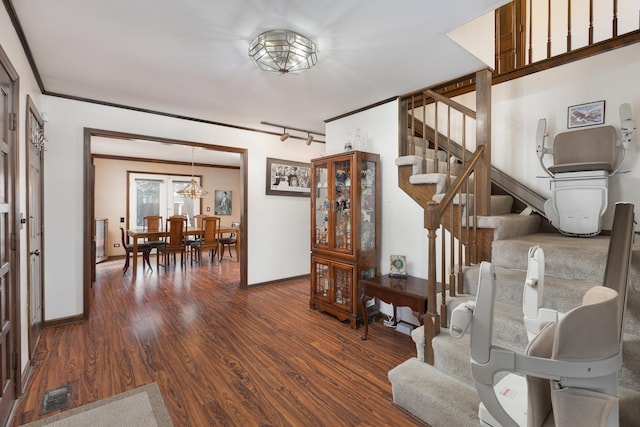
top-left (398, 69), bottom-right (492, 365)
top-left (425, 90), bottom-right (476, 119)
top-left (436, 146), bottom-right (485, 218)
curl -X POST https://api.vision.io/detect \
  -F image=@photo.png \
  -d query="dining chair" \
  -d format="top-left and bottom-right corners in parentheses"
top-left (120, 227), bottom-right (152, 273)
top-left (219, 221), bottom-right (240, 261)
top-left (157, 215), bottom-right (187, 268)
top-left (143, 215), bottom-right (164, 258)
top-left (185, 213), bottom-right (209, 247)
top-left (190, 216), bottom-right (220, 264)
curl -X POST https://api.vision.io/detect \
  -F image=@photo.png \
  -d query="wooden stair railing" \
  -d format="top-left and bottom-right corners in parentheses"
top-left (398, 69), bottom-right (492, 364)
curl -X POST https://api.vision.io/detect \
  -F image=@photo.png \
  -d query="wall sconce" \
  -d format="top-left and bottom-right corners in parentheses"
top-left (30, 124), bottom-right (47, 152)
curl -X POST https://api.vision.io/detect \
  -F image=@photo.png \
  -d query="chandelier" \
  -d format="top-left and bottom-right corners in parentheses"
top-left (177, 148), bottom-right (208, 199)
top-left (248, 29), bottom-right (317, 74)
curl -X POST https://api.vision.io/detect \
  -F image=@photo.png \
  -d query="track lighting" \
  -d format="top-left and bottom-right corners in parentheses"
top-left (261, 121), bottom-right (326, 144)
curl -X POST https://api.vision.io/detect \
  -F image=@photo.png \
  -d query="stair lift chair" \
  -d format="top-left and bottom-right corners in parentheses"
top-left (536, 104), bottom-right (635, 237)
top-left (452, 262), bottom-right (622, 427)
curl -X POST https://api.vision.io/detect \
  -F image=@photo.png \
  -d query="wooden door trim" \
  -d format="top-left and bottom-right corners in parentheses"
top-left (0, 42), bottom-right (22, 402)
top-left (83, 128), bottom-right (249, 316)
top-left (25, 95), bottom-right (44, 362)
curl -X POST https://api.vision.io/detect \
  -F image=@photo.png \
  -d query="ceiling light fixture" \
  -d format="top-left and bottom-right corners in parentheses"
top-left (261, 121), bottom-right (326, 144)
top-left (177, 147), bottom-right (209, 199)
top-left (248, 29), bottom-right (317, 74)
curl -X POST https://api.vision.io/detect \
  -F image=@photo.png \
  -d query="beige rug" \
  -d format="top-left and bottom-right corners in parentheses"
top-left (21, 382), bottom-right (173, 426)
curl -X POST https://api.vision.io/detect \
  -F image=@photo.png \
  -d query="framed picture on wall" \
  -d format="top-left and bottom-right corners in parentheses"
top-left (215, 190), bottom-right (232, 215)
top-left (567, 100), bottom-right (605, 128)
top-left (265, 158), bottom-right (311, 197)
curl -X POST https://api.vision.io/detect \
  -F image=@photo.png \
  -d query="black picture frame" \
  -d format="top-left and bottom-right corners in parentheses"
top-left (265, 157), bottom-right (311, 197)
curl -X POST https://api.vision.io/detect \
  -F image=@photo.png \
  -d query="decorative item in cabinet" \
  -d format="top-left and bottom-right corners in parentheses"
top-left (309, 151), bottom-right (380, 328)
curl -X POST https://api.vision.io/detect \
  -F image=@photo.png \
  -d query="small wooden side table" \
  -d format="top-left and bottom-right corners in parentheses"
top-left (360, 275), bottom-right (432, 340)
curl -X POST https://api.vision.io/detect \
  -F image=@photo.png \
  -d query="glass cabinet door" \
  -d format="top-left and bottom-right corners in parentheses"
top-left (312, 259), bottom-right (330, 303)
top-left (313, 162), bottom-right (329, 248)
top-left (359, 159), bottom-right (376, 251)
top-left (332, 158), bottom-right (352, 254)
top-left (332, 263), bottom-right (353, 309)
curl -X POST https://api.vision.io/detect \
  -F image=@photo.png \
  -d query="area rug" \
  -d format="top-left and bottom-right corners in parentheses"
top-left (21, 382), bottom-right (173, 426)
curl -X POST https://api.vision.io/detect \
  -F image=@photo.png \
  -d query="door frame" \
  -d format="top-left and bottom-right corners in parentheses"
top-left (83, 128), bottom-right (248, 318)
top-left (0, 43), bottom-right (22, 405)
top-left (25, 95), bottom-right (44, 362)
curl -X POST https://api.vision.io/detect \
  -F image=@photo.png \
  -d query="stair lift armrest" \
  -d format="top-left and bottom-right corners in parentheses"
top-left (513, 352), bottom-right (622, 382)
top-left (451, 301), bottom-right (475, 338)
top-left (536, 118), bottom-right (554, 178)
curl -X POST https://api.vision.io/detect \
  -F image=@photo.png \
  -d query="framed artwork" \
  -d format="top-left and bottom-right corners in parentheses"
top-left (266, 157), bottom-right (311, 197)
top-left (389, 255), bottom-right (407, 278)
top-left (214, 190), bottom-right (232, 215)
top-left (567, 100), bottom-right (605, 128)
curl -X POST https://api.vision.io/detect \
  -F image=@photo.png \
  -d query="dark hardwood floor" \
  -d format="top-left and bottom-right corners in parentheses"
top-left (12, 255), bottom-right (424, 426)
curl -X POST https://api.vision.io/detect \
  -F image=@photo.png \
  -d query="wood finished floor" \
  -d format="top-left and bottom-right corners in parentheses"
top-left (12, 256), bottom-right (425, 426)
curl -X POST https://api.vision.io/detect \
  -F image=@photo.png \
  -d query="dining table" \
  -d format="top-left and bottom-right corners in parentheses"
top-left (126, 225), bottom-right (240, 274)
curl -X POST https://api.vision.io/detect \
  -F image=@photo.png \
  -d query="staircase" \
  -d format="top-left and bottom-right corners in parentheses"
top-left (391, 124), bottom-right (640, 425)
top-left (387, 222), bottom-right (640, 426)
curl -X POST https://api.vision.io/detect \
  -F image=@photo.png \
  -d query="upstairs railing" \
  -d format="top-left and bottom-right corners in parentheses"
top-left (398, 69), bottom-right (492, 364)
top-left (438, 0), bottom-right (640, 97)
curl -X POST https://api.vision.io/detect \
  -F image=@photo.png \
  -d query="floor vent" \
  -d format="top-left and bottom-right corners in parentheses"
top-left (41, 383), bottom-right (72, 415)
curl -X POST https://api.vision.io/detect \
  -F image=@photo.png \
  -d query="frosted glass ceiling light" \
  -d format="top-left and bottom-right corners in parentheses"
top-left (249, 29), bottom-right (317, 74)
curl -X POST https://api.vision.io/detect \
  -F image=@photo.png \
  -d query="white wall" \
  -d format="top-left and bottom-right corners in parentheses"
top-left (490, 43), bottom-right (640, 230)
top-left (325, 101), bottom-right (429, 280)
top-left (42, 96), bottom-right (325, 321)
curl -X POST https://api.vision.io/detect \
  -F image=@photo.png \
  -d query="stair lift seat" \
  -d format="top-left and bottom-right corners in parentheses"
top-left (543, 126), bottom-right (617, 237)
top-left (451, 262), bottom-right (622, 427)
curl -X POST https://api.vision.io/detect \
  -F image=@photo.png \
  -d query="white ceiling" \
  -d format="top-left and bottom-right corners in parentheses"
top-left (10, 0), bottom-right (507, 163)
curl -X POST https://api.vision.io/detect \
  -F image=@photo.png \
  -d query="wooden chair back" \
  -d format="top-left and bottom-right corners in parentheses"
top-left (193, 214), bottom-right (208, 229)
top-left (144, 215), bottom-right (163, 241)
top-left (201, 216), bottom-right (221, 246)
top-left (165, 215), bottom-right (187, 249)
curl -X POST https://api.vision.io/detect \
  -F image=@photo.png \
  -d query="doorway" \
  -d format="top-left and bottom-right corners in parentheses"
top-left (26, 96), bottom-right (45, 363)
top-left (83, 128), bottom-right (248, 319)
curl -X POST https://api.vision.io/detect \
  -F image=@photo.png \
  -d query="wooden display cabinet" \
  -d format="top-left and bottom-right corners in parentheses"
top-left (309, 151), bottom-right (380, 328)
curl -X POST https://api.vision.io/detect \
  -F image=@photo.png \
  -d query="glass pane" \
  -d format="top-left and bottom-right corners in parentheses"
top-left (172, 180), bottom-right (194, 226)
top-left (360, 160), bottom-right (376, 250)
top-left (334, 267), bottom-right (351, 306)
top-left (333, 160), bottom-right (351, 251)
top-left (135, 179), bottom-right (161, 227)
top-left (314, 262), bottom-right (329, 298)
top-left (314, 164), bottom-right (329, 245)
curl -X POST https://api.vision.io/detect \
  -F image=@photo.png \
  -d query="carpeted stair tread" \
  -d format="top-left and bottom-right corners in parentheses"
top-left (473, 213), bottom-right (541, 241)
top-left (431, 193), bottom-right (514, 216)
top-left (492, 233), bottom-right (612, 282)
top-left (463, 264), bottom-right (596, 311)
top-left (388, 357), bottom-right (479, 427)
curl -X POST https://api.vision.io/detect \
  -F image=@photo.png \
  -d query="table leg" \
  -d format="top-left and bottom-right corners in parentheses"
top-left (361, 293), bottom-right (374, 340)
